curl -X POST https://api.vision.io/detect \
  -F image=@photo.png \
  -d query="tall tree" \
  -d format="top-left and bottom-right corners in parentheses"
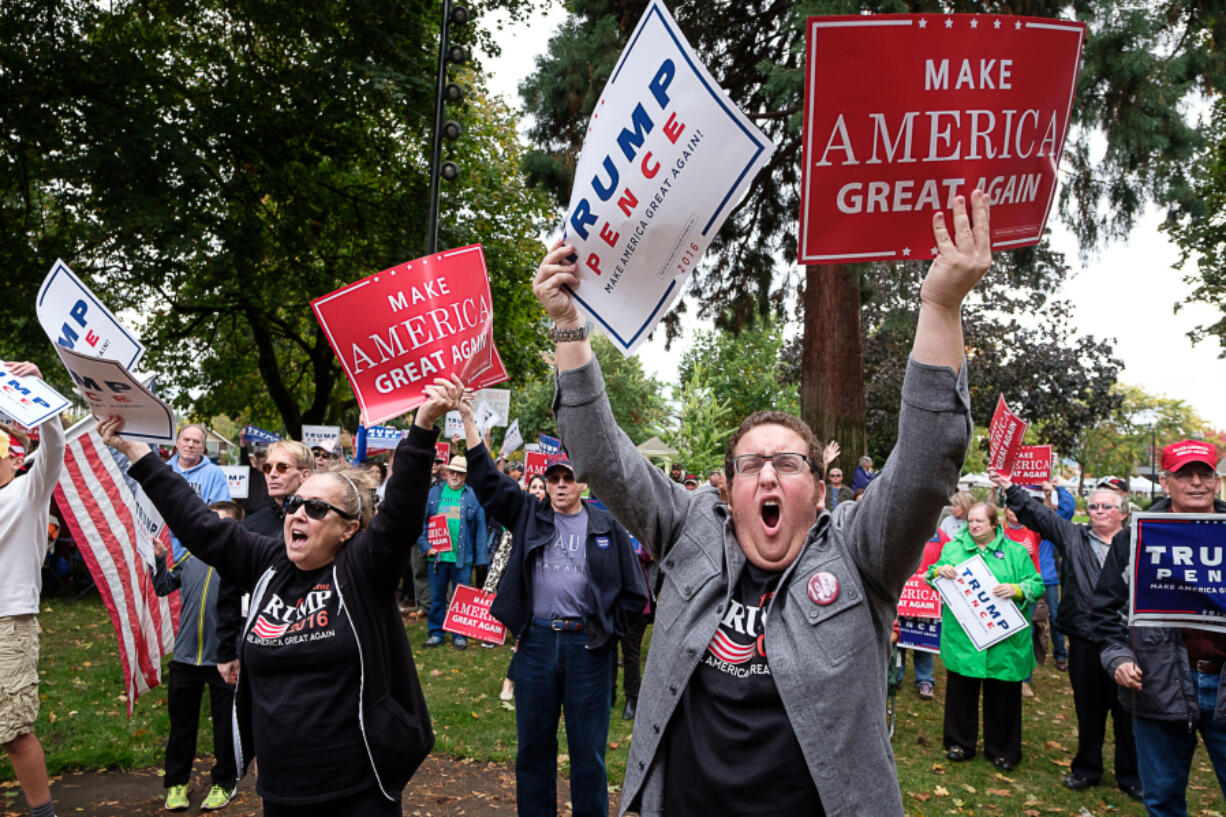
top-left (520, 0), bottom-right (1217, 468)
top-left (0, 0), bottom-right (547, 434)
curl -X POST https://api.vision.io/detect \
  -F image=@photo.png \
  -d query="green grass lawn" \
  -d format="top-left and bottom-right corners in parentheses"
top-left (11, 595), bottom-right (1226, 815)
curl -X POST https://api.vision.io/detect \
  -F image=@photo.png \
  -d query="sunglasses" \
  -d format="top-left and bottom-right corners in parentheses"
top-left (284, 495), bottom-right (357, 521)
top-left (261, 461), bottom-right (297, 475)
top-left (546, 472), bottom-right (575, 484)
top-left (1087, 503), bottom-right (1119, 511)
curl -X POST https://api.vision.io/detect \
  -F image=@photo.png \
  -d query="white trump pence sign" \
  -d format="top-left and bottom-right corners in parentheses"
top-left (932, 553), bottom-right (1029, 651)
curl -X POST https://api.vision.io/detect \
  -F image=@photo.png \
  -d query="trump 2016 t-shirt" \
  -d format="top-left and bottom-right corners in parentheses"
top-left (664, 561), bottom-right (824, 815)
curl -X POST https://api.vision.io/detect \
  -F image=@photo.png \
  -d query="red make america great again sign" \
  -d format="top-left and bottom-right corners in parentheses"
top-left (799, 14), bottom-right (1085, 264)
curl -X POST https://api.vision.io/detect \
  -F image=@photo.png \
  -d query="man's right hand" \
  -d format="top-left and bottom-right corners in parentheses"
top-left (1114, 661), bottom-right (1143, 690)
top-left (532, 238), bottom-right (583, 329)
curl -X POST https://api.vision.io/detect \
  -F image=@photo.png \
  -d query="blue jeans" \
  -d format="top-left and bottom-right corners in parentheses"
top-left (427, 560), bottom-right (469, 638)
top-left (1133, 671), bottom-right (1226, 816)
top-left (1045, 583), bottom-right (1067, 662)
top-left (903, 649), bottom-right (934, 686)
top-left (512, 622), bottom-right (613, 817)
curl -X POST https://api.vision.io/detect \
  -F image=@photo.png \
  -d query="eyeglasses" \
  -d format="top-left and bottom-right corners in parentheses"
top-left (828, 472), bottom-right (842, 479)
top-left (1087, 503), bottom-right (1120, 511)
top-left (546, 472), bottom-right (575, 484)
top-left (731, 452), bottom-right (811, 477)
top-left (284, 495), bottom-right (357, 521)
top-left (261, 461), bottom-right (296, 475)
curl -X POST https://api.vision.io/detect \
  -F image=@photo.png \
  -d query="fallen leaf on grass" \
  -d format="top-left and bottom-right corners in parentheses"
top-left (933, 785), bottom-right (950, 796)
top-left (909, 791), bottom-right (931, 802)
top-left (930, 762), bottom-right (946, 774)
top-left (1044, 740), bottom-right (1068, 751)
top-left (961, 783), bottom-right (976, 793)
top-left (1048, 757), bottom-right (1071, 768)
top-left (986, 788), bottom-right (1013, 796)
top-left (994, 772), bottom-right (1017, 783)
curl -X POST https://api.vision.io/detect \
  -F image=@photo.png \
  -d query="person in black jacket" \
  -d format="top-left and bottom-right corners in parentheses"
top-left (1091, 440), bottom-right (1226, 815)
top-left (991, 468), bottom-right (1139, 798)
top-left (95, 386), bottom-right (450, 817)
top-left (448, 379), bottom-right (646, 817)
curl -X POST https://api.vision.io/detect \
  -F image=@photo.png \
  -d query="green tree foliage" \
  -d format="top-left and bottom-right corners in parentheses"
top-left (677, 321), bottom-right (798, 423)
top-left (661, 362), bottom-right (733, 476)
top-left (503, 334), bottom-right (668, 450)
top-left (1, 0), bottom-right (547, 435)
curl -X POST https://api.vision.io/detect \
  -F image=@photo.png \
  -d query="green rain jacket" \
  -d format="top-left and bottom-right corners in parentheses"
top-left (926, 526), bottom-right (1044, 682)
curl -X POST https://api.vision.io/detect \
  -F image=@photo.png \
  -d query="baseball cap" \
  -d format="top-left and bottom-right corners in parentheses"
top-left (1096, 476), bottom-right (1128, 493)
top-left (1162, 440), bottom-right (1218, 474)
top-left (311, 440), bottom-right (342, 457)
top-left (683, 474), bottom-right (698, 485)
top-left (508, 461), bottom-right (525, 474)
top-left (544, 453), bottom-right (574, 476)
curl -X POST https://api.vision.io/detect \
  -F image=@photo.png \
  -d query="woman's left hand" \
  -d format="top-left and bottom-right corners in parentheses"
top-left (992, 583), bottom-right (1017, 599)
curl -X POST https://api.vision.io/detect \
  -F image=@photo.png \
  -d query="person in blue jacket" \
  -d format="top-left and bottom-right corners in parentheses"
top-left (418, 456), bottom-right (488, 649)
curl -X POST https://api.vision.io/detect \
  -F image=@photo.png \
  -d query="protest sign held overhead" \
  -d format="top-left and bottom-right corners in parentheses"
top-left (932, 553), bottom-right (1029, 650)
top-left (301, 425), bottom-right (340, 449)
top-left (1129, 514), bottom-right (1226, 633)
top-left (53, 346), bottom-right (175, 443)
top-left (37, 259), bottom-right (146, 370)
top-left (560, 0), bottom-right (775, 354)
top-left (443, 411), bottom-right (464, 440)
top-left (241, 425), bottom-right (280, 446)
top-left (988, 395), bottom-right (1028, 475)
top-left (1011, 444), bottom-right (1052, 484)
top-left (537, 434), bottom-right (561, 455)
top-left (364, 425), bottom-right (406, 451)
top-left (0, 366), bottom-right (70, 427)
top-left (501, 419), bottom-right (523, 457)
top-left (799, 14), bottom-right (1084, 264)
top-left (312, 244), bottom-right (508, 425)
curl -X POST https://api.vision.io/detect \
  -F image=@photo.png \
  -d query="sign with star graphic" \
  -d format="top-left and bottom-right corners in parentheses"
top-left (798, 14), bottom-right (1085, 264)
top-left (1129, 514), bottom-right (1226, 633)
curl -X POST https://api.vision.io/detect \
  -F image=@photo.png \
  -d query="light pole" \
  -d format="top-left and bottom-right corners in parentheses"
top-left (426, 1), bottom-right (468, 254)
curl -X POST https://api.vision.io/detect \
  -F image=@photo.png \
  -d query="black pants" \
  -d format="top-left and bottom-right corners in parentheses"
top-left (943, 670), bottom-right (1023, 765)
top-left (1067, 635), bottom-right (1140, 787)
top-left (610, 613), bottom-right (648, 702)
top-left (165, 661), bottom-right (236, 788)
top-left (262, 785), bottom-right (401, 816)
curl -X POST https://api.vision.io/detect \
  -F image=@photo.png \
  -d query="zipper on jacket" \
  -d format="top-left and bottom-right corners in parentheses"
top-left (196, 567), bottom-right (214, 665)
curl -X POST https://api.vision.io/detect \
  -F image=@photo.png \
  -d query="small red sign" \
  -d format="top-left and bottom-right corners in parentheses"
top-left (524, 451), bottom-right (549, 483)
top-left (435, 441), bottom-right (451, 464)
top-left (898, 575), bottom-right (942, 619)
top-left (311, 245), bottom-right (508, 426)
top-left (1011, 444), bottom-right (1052, 484)
top-left (988, 395), bottom-right (1028, 475)
top-left (427, 514), bottom-right (452, 553)
top-left (799, 14), bottom-right (1085, 264)
top-left (442, 585), bottom-right (507, 644)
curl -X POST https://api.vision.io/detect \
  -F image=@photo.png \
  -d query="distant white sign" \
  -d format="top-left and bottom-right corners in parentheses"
top-left (53, 346), bottom-right (174, 443)
top-left (0, 368), bottom-right (70, 427)
top-left (500, 419), bottom-right (523, 457)
top-left (473, 388), bottom-right (510, 427)
top-left (220, 466), bottom-right (250, 499)
top-left (37, 259), bottom-right (145, 369)
top-left (933, 554), bottom-right (1030, 651)
top-left (443, 411), bottom-right (464, 440)
top-left (365, 425), bottom-right (406, 452)
top-left (474, 400), bottom-right (499, 439)
top-left (301, 425), bottom-right (340, 448)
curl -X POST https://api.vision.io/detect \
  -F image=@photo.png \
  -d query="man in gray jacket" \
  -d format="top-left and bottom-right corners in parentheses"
top-left (531, 192), bottom-right (990, 816)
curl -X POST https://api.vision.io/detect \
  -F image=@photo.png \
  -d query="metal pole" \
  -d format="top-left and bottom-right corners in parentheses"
top-left (426, 0), bottom-right (452, 255)
top-left (1150, 423), bottom-right (1156, 501)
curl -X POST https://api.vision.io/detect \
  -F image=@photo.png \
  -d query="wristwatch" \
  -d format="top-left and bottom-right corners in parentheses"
top-left (550, 323), bottom-right (589, 343)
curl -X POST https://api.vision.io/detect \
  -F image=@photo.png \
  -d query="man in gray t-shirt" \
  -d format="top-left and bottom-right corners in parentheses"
top-left (532, 506), bottom-right (593, 619)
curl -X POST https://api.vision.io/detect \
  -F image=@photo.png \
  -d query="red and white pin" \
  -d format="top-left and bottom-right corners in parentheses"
top-left (807, 571), bottom-right (840, 606)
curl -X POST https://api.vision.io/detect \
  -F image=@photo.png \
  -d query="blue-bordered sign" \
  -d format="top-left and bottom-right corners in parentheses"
top-left (1130, 513), bottom-right (1226, 633)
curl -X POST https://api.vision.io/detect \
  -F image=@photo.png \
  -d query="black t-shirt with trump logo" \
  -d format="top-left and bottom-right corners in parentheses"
top-left (664, 561), bottom-right (824, 815)
top-left (242, 565), bottom-right (372, 804)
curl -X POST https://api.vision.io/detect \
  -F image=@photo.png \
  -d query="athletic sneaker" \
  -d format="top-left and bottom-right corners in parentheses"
top-left (164, 784), bottom-right (190, 811)
top-left (201, 785), bottom-right (235, 811)
top-left (917, 681), bottom-right (935, 700)
top-left (452, 635), bottom-right (468, 650)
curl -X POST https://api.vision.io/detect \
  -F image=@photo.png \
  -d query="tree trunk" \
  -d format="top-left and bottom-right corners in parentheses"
top-left (801, 263), bottom-right (867, 478)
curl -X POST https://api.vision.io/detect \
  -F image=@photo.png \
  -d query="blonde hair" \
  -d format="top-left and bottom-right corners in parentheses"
top-left (268, 439), bottom-right (314, 470)
top-left (322, 464), bottom-right (378, 530)
top-left (950, 491), bottom-right (976, 514)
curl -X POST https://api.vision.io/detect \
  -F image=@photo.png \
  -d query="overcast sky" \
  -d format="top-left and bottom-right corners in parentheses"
top-left (481, 5), bottom-right (1226, 429)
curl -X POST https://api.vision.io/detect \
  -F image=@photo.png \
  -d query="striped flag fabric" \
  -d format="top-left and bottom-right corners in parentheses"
top-left (53, 419), bottom-right (178, 716)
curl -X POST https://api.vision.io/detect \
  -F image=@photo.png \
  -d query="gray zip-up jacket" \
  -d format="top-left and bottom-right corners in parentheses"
top-left (554, 355), bottom-right (971, 817)
top-left (153, 552), bottom-right (241, 666)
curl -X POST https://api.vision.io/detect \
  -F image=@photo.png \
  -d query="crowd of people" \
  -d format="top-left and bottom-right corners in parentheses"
top-left (1, 191), bottom-right (1224, 817)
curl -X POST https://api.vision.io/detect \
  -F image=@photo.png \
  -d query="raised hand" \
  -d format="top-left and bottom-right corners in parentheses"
top-left (96, 415), bottom-right (152, 462)
top-left (920, 190), bottom-right (992, 311)
top-left (532, 238), bottom-right (583, 328)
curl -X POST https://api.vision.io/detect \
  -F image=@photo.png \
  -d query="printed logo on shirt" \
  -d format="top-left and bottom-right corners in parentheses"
top-left (247, 582), bottom-right (337, 646)
top-left (541, 532), bottom-right (585, 574)
top-left (701, 588), bottom-right (775, 676)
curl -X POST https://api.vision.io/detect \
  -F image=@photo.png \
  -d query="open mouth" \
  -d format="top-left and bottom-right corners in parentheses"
top-left (290, 529), bottom-right (308, 546)
top-left (761, 500), bottom-right (781, 531)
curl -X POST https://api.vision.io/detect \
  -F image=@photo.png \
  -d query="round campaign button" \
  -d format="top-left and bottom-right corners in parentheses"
top-left (807, 571), bottom-right (840, 606)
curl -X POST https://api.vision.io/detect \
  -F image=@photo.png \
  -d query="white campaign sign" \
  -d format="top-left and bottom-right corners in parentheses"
top-left (301, 425), bottom-right (340, 448)
top-left (560, 0), bottom-right (775, 354)
top-left (501, 419), bottom-right (523, 457)
top-left (473, 388), bottom-right (510, 427)
top-left (932, 553), bottom-right (1029, 651)
top-left (0, 368), bottom-right (70, 427)
top-left (443, 411), bottom-right (464, 440)
top-left (474, 399), bottom-right (499, 439)
top-left (53, 346), bottom-right (175, 443)
top-left (220, 466), bottom-right (250, 500)
top-left (37, 259), bottom-right (145, 370)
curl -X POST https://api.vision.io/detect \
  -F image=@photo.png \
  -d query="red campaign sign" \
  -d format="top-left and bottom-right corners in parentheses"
top-left (427, 514), bottom-right (452, 553)
top-left (988, 395), bottom-right (1028, 475)
top-left (898, 574), bottom-right (942, 619)
top-left (524, 451), bottom-right (549, 483)
top-left (435, 441), bottom-right (451, 464)
top-left (442, 585), bottom-right (507, 644)
top-left (1011, 444), bottom-right (1052, 484)
top-left (799, 14), bottom-right (1085, 264)
top-left (311, 245), bottom-right (508, 426)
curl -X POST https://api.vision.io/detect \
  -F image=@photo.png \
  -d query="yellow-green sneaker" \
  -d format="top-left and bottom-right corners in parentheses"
top-left (201, 784), bottom-right (235, 811)
top-left (164, 784), bottom-right (189, 811)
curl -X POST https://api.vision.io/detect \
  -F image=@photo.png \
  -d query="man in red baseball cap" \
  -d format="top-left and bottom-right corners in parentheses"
top-left (1092, 439), bottom-right (1226, 810)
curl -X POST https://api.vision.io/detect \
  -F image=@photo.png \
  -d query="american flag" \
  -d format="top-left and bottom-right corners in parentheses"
top-left (53, 420), bottom-right (178, 717)
top-left (251, 615), bottom-right (289, 640)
